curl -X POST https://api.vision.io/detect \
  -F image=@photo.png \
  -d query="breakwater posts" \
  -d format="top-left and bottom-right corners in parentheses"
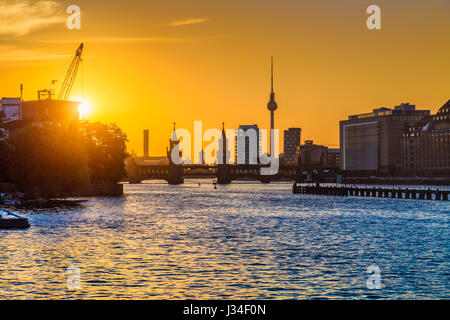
top-left (292, 185), bottom-right (449, 201)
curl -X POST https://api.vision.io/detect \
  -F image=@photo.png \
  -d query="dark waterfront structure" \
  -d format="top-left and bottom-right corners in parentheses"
top-left (298, 140), bottom-right (340, 170)
top-left (402, 100), bottom-right (450, 178)
top-left (283, 128), bottom-right (301, 165)
top-left (340, 103), bottom-right (430, 176)
top-left (293, 184), bottom-right (449, 201)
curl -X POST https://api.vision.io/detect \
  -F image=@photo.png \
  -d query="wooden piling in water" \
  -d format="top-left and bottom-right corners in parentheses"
top-left (292, 185), bottom-right (448, 201)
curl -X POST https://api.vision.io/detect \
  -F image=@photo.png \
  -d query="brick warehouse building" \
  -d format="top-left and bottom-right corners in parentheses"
top-left (401, 100), bottom-right (450, 177)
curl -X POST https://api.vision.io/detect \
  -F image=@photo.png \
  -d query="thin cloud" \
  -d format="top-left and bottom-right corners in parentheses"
top-left (0, 0), bottom-right (65, 36)
top-left (168, 18), bottom-right (208, 27)
top-left (0, 35), bottom-right (217, 61)
top-left (0, 46), bottom-right (70, 61)
top-left (29, 36), bottom-right (215, 44)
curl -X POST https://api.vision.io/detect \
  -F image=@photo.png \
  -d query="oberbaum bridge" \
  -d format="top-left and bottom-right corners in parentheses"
top-left (126, 124), bottom-right (319, 185)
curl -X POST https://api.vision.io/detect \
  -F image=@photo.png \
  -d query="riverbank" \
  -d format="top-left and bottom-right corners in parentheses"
top-left (0, 183), bottom-right (123, 199)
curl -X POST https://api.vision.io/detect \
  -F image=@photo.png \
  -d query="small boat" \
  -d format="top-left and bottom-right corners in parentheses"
top-left (1, 199), bottom-right (21, 206)
top-left (0, 209), bottom-right (30, 229)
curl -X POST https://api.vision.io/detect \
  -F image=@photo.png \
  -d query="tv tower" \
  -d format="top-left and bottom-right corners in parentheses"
top-left (267, 56), bottom-right (278, 156)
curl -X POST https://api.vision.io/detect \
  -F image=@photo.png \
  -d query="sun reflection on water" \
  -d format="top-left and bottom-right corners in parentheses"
top-left (0, 181), bottom-right (448, 299)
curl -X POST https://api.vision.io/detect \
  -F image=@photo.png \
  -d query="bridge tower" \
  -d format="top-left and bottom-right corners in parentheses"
top-left (217, 122), bottom-right (232, 184)
top-left (167, 122), bottom-right (184, 185)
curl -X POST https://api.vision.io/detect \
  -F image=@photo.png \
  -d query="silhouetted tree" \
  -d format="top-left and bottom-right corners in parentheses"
top-left (79, 121), bottom-right (128, 183)
top-left (0, 110), bottom-right (5, 139)
top-left (7, 124), bottom-right (89, 198)
top-left (0, 111), bottom-right (9, 182)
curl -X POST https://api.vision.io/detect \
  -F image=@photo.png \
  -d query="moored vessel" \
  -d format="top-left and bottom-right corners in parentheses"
top-left (0, 209), bottom-right (30, 229)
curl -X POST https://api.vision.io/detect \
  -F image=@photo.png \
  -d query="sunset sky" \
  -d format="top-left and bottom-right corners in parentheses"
top-left (1, 0), bottom-right (449, 155)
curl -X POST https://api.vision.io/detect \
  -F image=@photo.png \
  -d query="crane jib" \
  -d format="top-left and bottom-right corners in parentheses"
top-left (58, 43), bottom-right (84, 101)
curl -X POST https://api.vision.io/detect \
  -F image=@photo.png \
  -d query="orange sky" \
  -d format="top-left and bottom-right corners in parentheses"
top-left (1, 0), bottom-right (449, 155)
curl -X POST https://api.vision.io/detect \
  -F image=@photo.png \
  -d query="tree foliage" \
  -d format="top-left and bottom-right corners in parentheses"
top-left (79, 121), bottom-right (128, 183)
top-left (0, 110), bottom-right (9, 181)
top-left (1, 120), bottom-right (128, 196)
top-left (0, 109), bottom-right (5, 139)
top-left (7, 124), bottom-right (89, 198)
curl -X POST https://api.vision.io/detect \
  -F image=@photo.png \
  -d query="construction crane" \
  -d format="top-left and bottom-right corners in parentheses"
top-left (38, 43), bottom-right (84, 101)
top-left (58, 43), bottom-right (83, 100)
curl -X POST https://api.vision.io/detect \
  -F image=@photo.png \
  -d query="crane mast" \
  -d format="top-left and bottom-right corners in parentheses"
top-left (57, 43), bottom-right (83, 101)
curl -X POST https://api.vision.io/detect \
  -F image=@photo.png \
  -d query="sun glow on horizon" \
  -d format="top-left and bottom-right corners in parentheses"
top-left (78, 101), bottom-right (92, 120)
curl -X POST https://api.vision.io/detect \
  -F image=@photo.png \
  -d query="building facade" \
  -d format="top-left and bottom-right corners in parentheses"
top-left (0, 98), bottom-right (21, 123)
top-left (1, 98), bottom-right (79, 131)
top-left (401, 100), bottom-right (450, 177)
top-left (326, 148), bottom-right (341, 169)
top-left (283, 128), bottom-right (301, 165)
top-left (298, 140), bottom-right (327, 166)
top-left (340, 103), bottom-right (430, 176)
top-left (1, 97), bottom-right (80, 139)
top-left (235, 124), bottom-right (261, 164)
top-left (298, 140), bottom-right (339, 169)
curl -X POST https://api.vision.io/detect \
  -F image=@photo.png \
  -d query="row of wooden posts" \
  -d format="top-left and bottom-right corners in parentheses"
top-left (292, 185), bottom-right (449, 201)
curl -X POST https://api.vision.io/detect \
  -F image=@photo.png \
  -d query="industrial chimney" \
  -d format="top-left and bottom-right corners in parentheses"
top-left (143, 129), bottom-right (149, 158)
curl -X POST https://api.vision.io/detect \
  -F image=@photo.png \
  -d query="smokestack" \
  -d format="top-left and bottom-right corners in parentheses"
top-left (143, 129), bottom-right (149, 157)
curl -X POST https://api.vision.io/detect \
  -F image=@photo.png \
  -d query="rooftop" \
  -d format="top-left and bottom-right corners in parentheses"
top-left (347, 102), bottom-right (430, 120)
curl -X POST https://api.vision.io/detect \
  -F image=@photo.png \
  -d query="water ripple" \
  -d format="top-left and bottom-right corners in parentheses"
top-left (0, 181), bottom-right (448, 299)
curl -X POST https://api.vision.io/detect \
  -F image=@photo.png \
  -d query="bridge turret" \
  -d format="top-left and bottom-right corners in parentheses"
top-left (217, 122), bottom-right (232, 184)
top-left (221, 122), bottom-right (227, 165)
top-left (167, 122), bottom-right (184, 184)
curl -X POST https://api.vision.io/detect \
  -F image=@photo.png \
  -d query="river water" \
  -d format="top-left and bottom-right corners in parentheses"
top-left (0, 181), bottom-right (448, 299)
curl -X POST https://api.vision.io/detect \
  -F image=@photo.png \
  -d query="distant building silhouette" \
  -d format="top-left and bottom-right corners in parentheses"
top-left (283, 128), bottom-right (301, 165)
